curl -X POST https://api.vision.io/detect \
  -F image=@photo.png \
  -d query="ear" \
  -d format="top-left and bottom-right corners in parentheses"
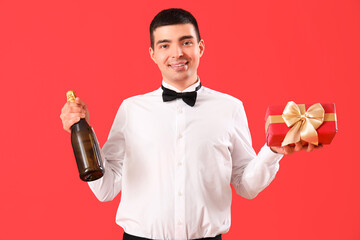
top-left (149, 47), bottom-right (157, 63)
top-left (198, 39), bottom-right (205, 57)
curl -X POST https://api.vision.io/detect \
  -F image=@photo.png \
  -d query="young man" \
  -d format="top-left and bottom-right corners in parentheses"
top-left (60, 8), bottom-right (319, 240)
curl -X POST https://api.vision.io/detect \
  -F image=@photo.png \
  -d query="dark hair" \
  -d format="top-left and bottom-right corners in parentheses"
top-left (150, 8), bottom-right (201, 49)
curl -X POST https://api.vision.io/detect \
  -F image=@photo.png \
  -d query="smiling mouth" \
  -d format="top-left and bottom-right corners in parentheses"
top-left (168, 62), bottom-right (189, 71)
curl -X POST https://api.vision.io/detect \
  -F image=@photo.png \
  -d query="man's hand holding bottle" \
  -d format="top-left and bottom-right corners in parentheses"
top-left (60, 97), bottom-right (90, 133)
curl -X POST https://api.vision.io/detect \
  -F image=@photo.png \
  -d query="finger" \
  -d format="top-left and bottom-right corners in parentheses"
top-left (75, 97), bottom-right (88, 109)
top-left (75, 97), bottom-right (90, 121)
top-left (314, 144), bottom-right (323, 149)
top-left (284, 145), bottom-right (294, 155)
top-left (61, 102), bottom-right (82, 115)
top-left (62, 122), bottom-right (72, 133)
top-left (68, 112), bottom-right (86, 119)
top-left (62, 103), bottom-right (87, 117)
top-left (270, 146), bottom-right (283, 154)
top-left (68, 101), bottom-right (85, 109)
top-left (69, 105), bottom-right (86, 114)
top-left (295, 142), bottom-right (303, 152)
top-left (64, 116), bottom-right (81, 131)
top-left (307, 144), bottom-right (315, 152)
top-left (60, 109), bottom-right (85, 121)
top-left (61, 102), bottom-right (72, 114)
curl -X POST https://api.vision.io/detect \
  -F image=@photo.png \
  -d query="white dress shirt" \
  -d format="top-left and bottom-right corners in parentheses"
top-left (88, 79), bottom-right (283, 240)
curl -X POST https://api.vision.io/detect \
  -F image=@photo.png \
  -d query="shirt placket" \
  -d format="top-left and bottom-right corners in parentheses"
top-left (174, 98), bottom-right (187, 239)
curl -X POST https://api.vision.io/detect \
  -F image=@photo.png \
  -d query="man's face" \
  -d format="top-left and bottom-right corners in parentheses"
top-left (149, 23), bottom-right (205, 85)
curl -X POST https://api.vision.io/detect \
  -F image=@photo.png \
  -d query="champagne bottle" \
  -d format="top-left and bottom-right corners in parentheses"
top-left (66, 91), bottom-right (104, 182)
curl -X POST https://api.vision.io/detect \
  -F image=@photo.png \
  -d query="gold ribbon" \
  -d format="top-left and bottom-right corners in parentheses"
top-left (265, 111), bottom-right (336, 132)
top-left (280, 101), bottom-right (325, 146)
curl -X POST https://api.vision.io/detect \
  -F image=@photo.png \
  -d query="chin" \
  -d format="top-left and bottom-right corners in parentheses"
top-left (173, 72), bottom-right (194, 81)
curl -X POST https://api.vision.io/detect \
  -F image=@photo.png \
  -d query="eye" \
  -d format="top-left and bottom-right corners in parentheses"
top-left (160, 44), bottom-right (169, 49)
top-left (183, 41), bottom-right (193, 46)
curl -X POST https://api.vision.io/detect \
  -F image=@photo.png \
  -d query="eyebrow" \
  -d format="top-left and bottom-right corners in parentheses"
top-left (156, 35), bottom-right (195, 46)
top-left (179, 35), bottom-right (194, 41)
top-left (156, 39), bottom-right (171, 46)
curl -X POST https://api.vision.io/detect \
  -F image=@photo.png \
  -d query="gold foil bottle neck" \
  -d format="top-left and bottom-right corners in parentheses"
top-left (66, 90), bottom-right (76, 103)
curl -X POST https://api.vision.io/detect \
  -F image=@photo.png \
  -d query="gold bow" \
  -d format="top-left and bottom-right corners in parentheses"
top-left (281, 101), bottom-right (325, 146)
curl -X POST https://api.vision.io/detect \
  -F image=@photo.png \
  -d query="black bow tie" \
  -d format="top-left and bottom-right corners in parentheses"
top-left (162, 83), bottom-right (202, 107)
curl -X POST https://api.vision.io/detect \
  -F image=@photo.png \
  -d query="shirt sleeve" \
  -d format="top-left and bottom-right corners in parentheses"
top-left (88, 100), bottom-right (127, 202)
top-left (230, 102), bottom-right (283, 199)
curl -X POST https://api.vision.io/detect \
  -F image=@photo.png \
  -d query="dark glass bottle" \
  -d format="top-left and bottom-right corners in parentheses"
top-left (67, 91), bottom-right (104, 181)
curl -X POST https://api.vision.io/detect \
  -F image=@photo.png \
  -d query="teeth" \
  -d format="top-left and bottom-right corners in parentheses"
top-left (172, 63), bottom-right (186, 67)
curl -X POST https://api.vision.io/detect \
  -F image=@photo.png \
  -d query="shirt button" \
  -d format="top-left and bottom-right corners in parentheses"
top-left (178, 108), bottom-right (183, 114)
top-left (177, 221), bottom-right (182, 225)
top-left (178, 192), bottom-right (182, 196)
top-left (177, 162), bottom-right (182, 166)
top-left (178, 134), bottom-right (183, 139)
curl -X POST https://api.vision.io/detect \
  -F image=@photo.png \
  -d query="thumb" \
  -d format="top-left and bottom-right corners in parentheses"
top-left (75, 97), bottom-right (90, 123)
top-left (75, 97), bottom-right (87, 108)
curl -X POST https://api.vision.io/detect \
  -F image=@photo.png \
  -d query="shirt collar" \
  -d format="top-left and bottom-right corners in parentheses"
top-left (162, 77), bottom-right (201, 93)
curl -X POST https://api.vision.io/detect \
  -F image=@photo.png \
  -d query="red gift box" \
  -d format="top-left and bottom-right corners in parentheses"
top-left (265, 102), bottom-right (338, 147)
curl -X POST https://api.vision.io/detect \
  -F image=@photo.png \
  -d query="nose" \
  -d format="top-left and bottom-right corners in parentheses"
top-left (171, 44), bottom-right (183, 58)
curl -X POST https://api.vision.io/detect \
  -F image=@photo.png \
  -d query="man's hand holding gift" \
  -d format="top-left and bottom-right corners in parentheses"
top-left (270, 142), bottom-right (323, 155)
top-left (265, 101), bottom-right (337, 155)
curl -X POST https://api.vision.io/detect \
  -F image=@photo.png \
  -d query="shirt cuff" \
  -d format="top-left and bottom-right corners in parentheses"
top-left (258, 144), bottom-right (283, 165)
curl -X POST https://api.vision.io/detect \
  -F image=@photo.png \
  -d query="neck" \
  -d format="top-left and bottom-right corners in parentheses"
top-left (163, 76), bottom-right (198, 91)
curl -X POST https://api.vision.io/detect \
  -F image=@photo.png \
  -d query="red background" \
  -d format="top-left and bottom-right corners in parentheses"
top-left (1, 0), bottom-right (359, 239)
